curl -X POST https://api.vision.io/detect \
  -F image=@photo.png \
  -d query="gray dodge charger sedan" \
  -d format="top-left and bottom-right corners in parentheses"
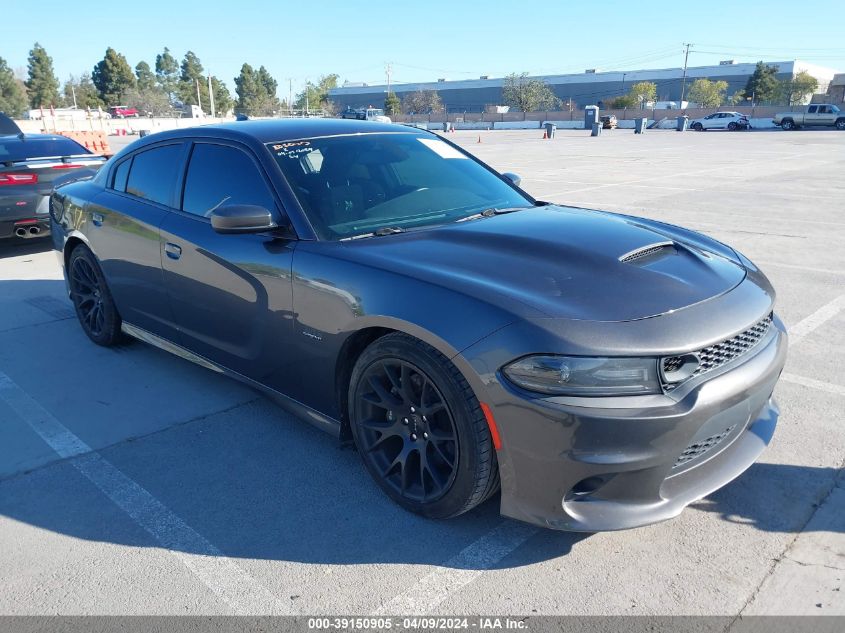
top-left (50, 119), bottom-right (787, 531)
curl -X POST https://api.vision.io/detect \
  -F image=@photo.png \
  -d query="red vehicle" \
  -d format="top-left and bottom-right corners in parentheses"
top-left (109, 105), bottom-right (140, 118)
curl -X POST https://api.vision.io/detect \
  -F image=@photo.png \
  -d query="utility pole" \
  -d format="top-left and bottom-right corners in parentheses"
top-left (196, 78), bottom-right (203, 113)
top-left (679, 43), bottom-right (692, 106)
top-left (71, 84), bottom-right (78, 109)
top-left (288, 78), bottom-right (293, 116)
top-left (621, 72), bottom-right (627, 96)
top-left (386, 62), bottom-right (392, 95)
top-left (207, 74), bottom-right (216, 118)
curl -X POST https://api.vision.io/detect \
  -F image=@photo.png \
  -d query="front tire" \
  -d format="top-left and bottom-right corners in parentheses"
top-left (692, 122), bottom-right (703, 131)
top-left (349, 333), bottom-right (499, 519)
top-left (68, 245), bottom-right (123, 346)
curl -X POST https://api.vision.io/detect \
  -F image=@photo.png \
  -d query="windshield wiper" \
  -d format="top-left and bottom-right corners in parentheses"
top-left (373, 226), bottom-right (405, 236)
top-left (341, 226), bottom-right (406, 240)
top-left (455, 206), bottom-right (530, 222)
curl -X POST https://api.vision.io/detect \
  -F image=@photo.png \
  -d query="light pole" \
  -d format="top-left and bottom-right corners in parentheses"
top-left (679, 43), bottom-right (692, 106)
top-left (621, 73), bottom-right (627, 95)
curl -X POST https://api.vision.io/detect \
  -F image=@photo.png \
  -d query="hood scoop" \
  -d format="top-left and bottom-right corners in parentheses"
top-left (619, 240), bottom-right (676, 264)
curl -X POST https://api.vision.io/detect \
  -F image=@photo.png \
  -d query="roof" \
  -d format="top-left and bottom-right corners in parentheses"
top-left (161, 118), bottom-right (409, 144)
top-left (330, 59), bottom-right (840, 96)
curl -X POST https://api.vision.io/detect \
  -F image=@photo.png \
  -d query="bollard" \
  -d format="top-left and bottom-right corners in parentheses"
top-left (591, 122), bottom-right (602, 137)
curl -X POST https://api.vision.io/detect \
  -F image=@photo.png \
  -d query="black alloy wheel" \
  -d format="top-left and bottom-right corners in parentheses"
top-left (355, 359), bottom-right (459, 502)
top-left (349, 333), bottom-right (499, 518)
top-left (68, 245), bottom-right (123, 346)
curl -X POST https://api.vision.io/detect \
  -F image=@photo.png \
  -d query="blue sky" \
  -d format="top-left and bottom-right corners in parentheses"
top-left (4, 1), bottom-right (843, 94)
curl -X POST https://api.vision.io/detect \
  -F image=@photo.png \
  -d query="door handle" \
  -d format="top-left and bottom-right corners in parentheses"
top-left (164, 242), bottom-right (182, 260)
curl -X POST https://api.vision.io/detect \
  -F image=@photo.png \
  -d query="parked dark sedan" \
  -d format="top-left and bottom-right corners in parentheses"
top-left (50, 119), bottom-right (786, 531)
top-left (1, 120), bottom-right (106, 240)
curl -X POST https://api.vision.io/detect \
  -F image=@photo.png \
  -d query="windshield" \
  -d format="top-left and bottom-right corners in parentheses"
top-left (367, 109), bottom-right (385, 117)
top-left (267, 132), bottom-right (532, 240)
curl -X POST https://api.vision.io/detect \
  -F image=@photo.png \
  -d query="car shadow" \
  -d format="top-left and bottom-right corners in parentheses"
top-left (690, 462), bottom-right (843, 533)
top-left (0, 235), bottom-right (53, 258)
top-left (0, 279), bottom-right (841, 573)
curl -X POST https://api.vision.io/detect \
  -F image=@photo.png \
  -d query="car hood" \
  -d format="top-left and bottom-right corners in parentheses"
top-left (337, 205), bottom-right (747, 322)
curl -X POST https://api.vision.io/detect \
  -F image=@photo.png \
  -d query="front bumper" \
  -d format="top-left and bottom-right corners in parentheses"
top-left (469, 318), bottom-right (787, 532)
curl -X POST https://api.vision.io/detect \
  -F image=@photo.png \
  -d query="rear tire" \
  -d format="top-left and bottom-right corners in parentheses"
top-left (68, 245), bottom-right (123, 346)
top-left (836, 119), bottom-right (845, 131)
top-left (728, 121), bottom-right (738, 131)
top-left (349, 333), bottom-right (499, 519)
top-left (781, 119), bottom-right (795, 131)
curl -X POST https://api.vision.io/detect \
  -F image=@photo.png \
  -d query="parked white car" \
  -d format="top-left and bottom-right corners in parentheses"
top-left (690, 111), bottom-right (750, 131)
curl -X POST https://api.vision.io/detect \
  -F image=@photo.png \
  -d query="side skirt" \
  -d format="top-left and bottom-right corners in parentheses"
top-left (121, 322), bottom-right (342, 438)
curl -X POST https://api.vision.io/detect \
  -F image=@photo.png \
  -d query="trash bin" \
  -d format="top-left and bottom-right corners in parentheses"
top-left (676, 115), bottom-right (689, 132)
top-left (584, 106), bottom-right (599, 130)
top-left (138, 129), bottom-right (151, 138)
top-left (591, 122), bottom-right (602, 136)
top-left (443, 121), bottom-right (453, 133)
top-left (634, 117), bottom-right (647, 134)
top-left (544, 122), bottom-right (556, 139)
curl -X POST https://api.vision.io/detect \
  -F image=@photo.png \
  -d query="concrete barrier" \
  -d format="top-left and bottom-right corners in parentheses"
top-left (492, 121), bottom-right (541, 130)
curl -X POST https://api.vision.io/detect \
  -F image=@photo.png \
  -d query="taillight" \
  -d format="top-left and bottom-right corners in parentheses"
top-left (52, 164), bottom-right (84, 169)
top-left (0, 173), bottom-right (38, 186)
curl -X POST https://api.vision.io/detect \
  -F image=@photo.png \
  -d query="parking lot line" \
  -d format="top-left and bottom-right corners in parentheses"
top-left (781, 373), bottom-right (845, 397)
top-left (371, 521), bottom-right (538, 615)
top-left (0, 370), bottom-right (290, 615)
top-left (788, 294), bottom-right (845, 346)
top-left (754, 261), bottom-right (845, 277)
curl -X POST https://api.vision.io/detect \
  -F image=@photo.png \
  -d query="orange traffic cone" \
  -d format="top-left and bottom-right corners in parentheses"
top-left (542, 131), bottom-right (547, 139)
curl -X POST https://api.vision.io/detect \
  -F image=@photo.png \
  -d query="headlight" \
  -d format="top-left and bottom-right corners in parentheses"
top-left (502, 355), bottom-right (660, 396)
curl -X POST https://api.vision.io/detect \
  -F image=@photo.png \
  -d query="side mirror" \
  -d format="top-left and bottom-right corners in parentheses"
top-left (210, 204), bottom-right (278, 234)
top-left (502, 172), bottom-right (522, 188)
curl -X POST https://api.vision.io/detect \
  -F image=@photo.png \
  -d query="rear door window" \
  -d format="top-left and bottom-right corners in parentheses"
top-left (125, 144), bottom-right (184, 207)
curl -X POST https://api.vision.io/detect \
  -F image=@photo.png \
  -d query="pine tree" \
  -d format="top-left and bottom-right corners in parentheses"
top-left (0, 57), bottom-right (28, 117)
top-left (25, 43), bottom-right (59, 108)
top-left (384, 92), bottom-right (402, 116)
top-left (178, 51), bottom-right (208, 111)
top-left (155, 47), bottom-right (179, 98)
top-left (92, 48), bottom-right (136, 104)
top-left (743, 62), bottom-right (780, 105)
top-left (233, 63), bottom-right (281, 116)
top-left (135, 61), bottom-right (156, 91)
top-left (210, 76), bottom-right (232, 116)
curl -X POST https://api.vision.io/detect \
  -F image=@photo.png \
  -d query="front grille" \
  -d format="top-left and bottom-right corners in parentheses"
top-left (673, 425), bottom-right (737, 469)
top-left (662, 313), bottom-right (774, 391)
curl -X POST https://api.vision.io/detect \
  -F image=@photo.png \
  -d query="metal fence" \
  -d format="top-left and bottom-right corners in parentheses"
top-left (391, 105), bottom-right (793, 124)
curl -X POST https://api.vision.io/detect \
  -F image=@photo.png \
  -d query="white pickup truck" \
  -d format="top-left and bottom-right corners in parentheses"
top-left (773, 104), bottom-right (845, 130)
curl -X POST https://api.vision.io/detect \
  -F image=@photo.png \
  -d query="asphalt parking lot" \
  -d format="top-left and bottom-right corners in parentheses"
top-left (0, 128), bottom-right (842, 617)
